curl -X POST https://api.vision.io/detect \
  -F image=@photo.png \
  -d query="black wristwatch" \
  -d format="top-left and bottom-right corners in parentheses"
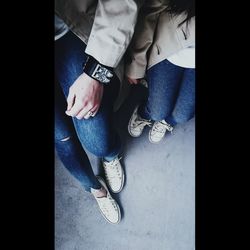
top-left (83, 56), bottom-right (114, 85)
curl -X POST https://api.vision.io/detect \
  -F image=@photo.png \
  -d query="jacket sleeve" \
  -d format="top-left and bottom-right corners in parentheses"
top-left (125, 0), bottom-right (166, 79)
top-left (85, 0), bottom-right (143, 68)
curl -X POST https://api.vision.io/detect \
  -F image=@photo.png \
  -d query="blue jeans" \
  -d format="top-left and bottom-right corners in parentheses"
top-left (55, 31), bottom-right (121, 192)
top-left (139, 59), bottom-right (195, 126)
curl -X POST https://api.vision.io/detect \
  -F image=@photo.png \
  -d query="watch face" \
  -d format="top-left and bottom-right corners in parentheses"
top-left (92, 64), bottom-right (113, 83)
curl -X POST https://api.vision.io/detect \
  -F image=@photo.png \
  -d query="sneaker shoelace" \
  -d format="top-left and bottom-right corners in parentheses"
top-left (97, 194), bottom-right (118, 215)
top-left (132, 115), bottom-right (152, 130)
top-left (104, 157), bottom-right (122, 182)
top-left (152, 121), bottom-right (173, 135)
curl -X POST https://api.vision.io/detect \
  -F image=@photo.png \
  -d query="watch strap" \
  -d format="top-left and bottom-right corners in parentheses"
top-left (83, 56), bottom-right (114, 85)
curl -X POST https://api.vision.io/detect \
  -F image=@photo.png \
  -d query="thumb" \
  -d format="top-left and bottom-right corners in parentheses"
top-left (66, 91), bottom-right (75, 111)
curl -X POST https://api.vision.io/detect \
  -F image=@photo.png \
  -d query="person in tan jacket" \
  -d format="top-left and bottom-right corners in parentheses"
top-left (55, 0), bottom-right (142, 224)
top-left (126, 0), bottom-right (195, 143)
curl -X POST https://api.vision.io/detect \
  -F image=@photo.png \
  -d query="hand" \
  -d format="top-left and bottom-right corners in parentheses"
top-left (127, 77), bottom-right (140, 84)
top-left (65, 73), bottom-right (104, 119)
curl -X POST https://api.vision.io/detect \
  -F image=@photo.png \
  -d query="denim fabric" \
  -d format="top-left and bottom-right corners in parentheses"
top-left (55, 81), bottom-right (101, 192)
top-left (55, 31), bottom-right (121, 191)
top-left (139, 59), bottom-right (195, 126)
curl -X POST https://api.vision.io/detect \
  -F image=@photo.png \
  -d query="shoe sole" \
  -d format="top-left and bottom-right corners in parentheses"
top-left (96, 176), bottom-right (121, 224)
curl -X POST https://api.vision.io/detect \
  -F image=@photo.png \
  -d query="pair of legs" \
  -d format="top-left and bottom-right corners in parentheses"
top-left (55, 31), bottom-right (121, 193)
top-left (128, 59), bottom-right (195, 143)
top-left (55, 31), bottom-right (123, 223)
top-left (139, 59), bottom-right (195, 126)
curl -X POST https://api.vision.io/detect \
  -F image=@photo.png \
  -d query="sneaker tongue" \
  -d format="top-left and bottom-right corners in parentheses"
top-left (154, 126), bottom-right (165, 133)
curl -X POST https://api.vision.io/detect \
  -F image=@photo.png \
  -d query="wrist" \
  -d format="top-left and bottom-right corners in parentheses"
top-left (83, 55), bottom-right (114, 85)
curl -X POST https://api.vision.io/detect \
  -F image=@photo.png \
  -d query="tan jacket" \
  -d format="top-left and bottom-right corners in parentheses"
top-left (125, 0), bottom-right (195, 79)
top-left (55, 0), bottom-right (143, 68)
top-left (55, 0), bottom-right (143, 109)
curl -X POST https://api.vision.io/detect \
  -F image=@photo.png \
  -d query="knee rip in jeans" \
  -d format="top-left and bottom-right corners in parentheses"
top-left (60, 136), bottom-right (71, 142)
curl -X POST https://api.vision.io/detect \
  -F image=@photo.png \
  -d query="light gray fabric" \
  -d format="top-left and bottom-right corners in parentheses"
top-left (54, 15), bottom-right (69, 41)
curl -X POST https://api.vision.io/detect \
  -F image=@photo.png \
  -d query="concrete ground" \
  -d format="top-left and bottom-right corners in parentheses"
top-left (55, 85), bottom-right (195, 250)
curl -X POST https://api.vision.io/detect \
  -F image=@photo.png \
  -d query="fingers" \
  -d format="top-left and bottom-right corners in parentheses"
top-left (89, 107), bottom-right (99, 117)
top-left (76, 107), bottom-right (98, 120)
top-left (83, 111), bottom-right (93, 120)
top-left (65, 74), bottom-right (103, 119)
top-left (127, 77), bottom-right (134, 84)
top-left (65, 101), bottom-right (83, 117)
top-left (75, 103), bottom-right (93, 119)
top-left (66, 90), bottom-right (75, 111)
top-left (75, 108), bottom-right (89, 120)
top-left (68, 102), bottom-right (99, 120)
top-left (127, 77), bottom-right (139, 84)
top-left (83, 105), bottom-right (99, 119)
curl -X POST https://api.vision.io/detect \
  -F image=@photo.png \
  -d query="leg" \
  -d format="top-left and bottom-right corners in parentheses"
top-left (166, 68), bottom-right (195, 125)
top-left (72, 78), bottom-right (121, 160)
top-left (55, 31), bottom-right (121, 160)
top-left (139, 59), bottom-right (184, 121)
top-left (55, 80), bottom-right (101, 192)
top-left (55, 80), bottom-right (122, 224)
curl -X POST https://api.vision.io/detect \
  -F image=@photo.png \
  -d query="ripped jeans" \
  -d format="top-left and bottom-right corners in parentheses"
top-left (55, 31), bottom-right (121, 192)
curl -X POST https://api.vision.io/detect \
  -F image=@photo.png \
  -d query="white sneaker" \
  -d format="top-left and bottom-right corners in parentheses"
top-left (128, 106), bottom-right (152, 137)
top-left (103, 157), bottom-right (124, 193)
top-left (149, 120), bottom-right (173, 143)
top-left (92, 176), bottom-right (121, 224)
